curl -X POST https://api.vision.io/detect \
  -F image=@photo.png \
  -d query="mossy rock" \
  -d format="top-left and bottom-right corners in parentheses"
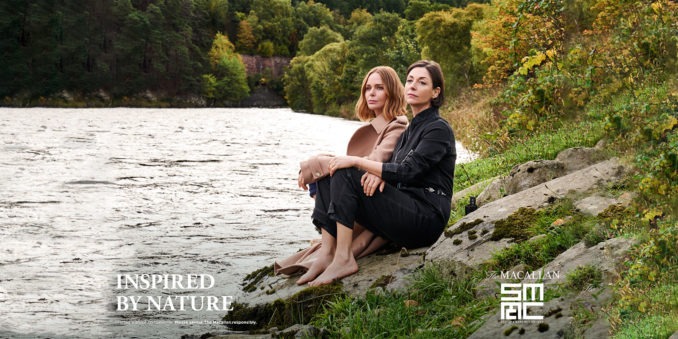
top-left (445, 218), bottom-right (484, 238)
top-left (242, 265), bottom-right (274, 293)
top-left (224, 283), bottom-right (346, 332)
top-left (370, 274), bottom-right (395, 290)
top-left (491, 207), bottom-right (538, 242)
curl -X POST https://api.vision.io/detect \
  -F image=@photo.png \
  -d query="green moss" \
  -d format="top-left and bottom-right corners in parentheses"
top-left (598, 204), bottom-right (629, 222)
top-left (491, 207), bottom-right (538, 242)
top-left (544, 306), bottom-right (563, 318)
top-left (583, 223), bottom-right (611, 247)
top-left (445, 218), bottom-right (484, 237)
top-left (481, 229), bottom-right (489, 235)
top-left (537, 323), bottom-right (549, 332)
top-left (503, 325), bottom-right (518, 336)
top-left (224, 283), bottom-right (346, 332)
top-left (468, 232), bottom-right (478, 240)
top-left (565, 265), bottom-right (602, 291)
top-left (453, 239), bottom-right (463, 245)
top-left (242, 265), bottom-right (274, 293)
top-left (370, 275), bottom-right (395, 290)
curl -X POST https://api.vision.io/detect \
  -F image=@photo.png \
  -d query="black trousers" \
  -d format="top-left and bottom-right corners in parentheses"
top-left (311, 167), bottom-right (447, 249)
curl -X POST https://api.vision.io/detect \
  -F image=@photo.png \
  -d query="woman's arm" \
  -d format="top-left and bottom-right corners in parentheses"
top-left (299, 154), bottom-right (334, 189)
top-left (329, 156), bottom-right (383, 177)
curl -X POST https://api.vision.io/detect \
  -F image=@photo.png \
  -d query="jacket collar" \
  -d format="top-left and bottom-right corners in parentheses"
top-left (412, 106), bottom-right (438, 125)
top-left (370, 114), bottom-right (390, 134)
top-left (370, 114), bottom-right (408, 134)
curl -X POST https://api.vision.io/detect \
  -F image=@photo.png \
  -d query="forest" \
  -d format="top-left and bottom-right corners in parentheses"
top-left (0, 0), bottom-right (485, 106)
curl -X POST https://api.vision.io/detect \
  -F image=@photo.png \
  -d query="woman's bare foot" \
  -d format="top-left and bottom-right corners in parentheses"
top-left (296, 252), bottom-right (333, 285)
top-left (308, 254), bottom-right (358, 286)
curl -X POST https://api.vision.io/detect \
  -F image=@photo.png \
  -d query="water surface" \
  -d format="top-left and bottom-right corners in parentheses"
top-left (0, 107), bottom-right (474, 338)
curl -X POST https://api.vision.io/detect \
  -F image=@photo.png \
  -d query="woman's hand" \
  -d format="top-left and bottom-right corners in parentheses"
top-left (297, 171), bottom-right (307, 190)
top-left (329, 156), bottom-right (357, 176)
top-left (361, 172), bottom-right (385, 196)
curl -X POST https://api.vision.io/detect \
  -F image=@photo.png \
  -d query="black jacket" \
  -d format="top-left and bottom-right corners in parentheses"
top-left (381, 106), bottom-right (456, 220)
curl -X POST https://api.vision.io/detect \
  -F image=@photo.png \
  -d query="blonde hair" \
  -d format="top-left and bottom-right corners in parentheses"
top-left (355, 66), bottom-right (407, 121)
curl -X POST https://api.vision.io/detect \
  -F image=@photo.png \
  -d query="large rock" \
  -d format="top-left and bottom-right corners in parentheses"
top-left (475, 146), bottom-right (609, 207)
top-left (427, 158), bottom-right (628, 266)
top-left (468, 237), bottom-right (637, 339)
top-left (238, 247), bottom-right (425, 307)
top-left (227, 157), bottom-right (631, 336)
top-left (555, 147), bottom-right (608, 172)
top-left (504, 160), bottom-right (567, 195)
top-left (475, 176), bottom-right (507, 207)
top-left (451, 176), bottom-right (497, 209)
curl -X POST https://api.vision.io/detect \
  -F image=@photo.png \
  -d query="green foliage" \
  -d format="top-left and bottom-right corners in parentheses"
top-left (484, 200), bottom-right (595, 272)
top-left (283, 55), bottom-right (313, 112)
top-left (565, 265), bottom-right (602, 291)
top-left (305, 41), bottom-right (350, 115)
top-left (453, 119), bottom-right (604, 193)
top-left (416, 4), bottom-right (488, 96)
top-left (297, 26), bottom-right (344, 56)
top-left (610, 223), bottom-right (678, 337)
top-left (246, 0), bottom-right (295, 56)
top-left (383, 21), bottom-right (422, 79)
top-left (312, 264), bottom-right (494, 338)
top-left (203, 33), bottom-right (249, 103)
top-left (343, 12), bottom-right (405, 94)
top-left (293, 0), bottom-right (336, 36)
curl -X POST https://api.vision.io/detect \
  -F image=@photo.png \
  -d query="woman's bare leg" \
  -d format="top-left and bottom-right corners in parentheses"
top-left (309, 222), bottom-right (358, 286)
top-left (297, 229), bottom-right (335, 285)
top-left (351, 226), bottom-right (375, 257)
top-left (356, 236), bottom-right (388, 259)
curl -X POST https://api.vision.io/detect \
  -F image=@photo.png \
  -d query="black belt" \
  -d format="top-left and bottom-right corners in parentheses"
top-left (396, 183), bottom-right (447, 196)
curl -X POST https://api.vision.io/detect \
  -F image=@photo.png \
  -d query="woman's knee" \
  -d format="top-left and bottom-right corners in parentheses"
top-left (334, 167), bottom-right (362, 183)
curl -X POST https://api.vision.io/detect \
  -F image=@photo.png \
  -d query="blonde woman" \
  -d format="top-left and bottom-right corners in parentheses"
top-left (274, 66), bottom-right (408, 276)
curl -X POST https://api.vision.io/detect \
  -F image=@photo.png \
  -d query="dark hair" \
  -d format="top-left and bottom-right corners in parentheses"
top-left (406, 60), bottom-right (445, 108)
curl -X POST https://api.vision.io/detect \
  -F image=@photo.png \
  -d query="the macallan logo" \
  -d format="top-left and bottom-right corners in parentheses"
top-left (496, 270), bottom-right (559, 322)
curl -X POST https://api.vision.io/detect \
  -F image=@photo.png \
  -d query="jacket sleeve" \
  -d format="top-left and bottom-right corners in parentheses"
top-left (366, 122), bottom-right (407, 162)
top-left (300, 154), bottom-right (334, 184)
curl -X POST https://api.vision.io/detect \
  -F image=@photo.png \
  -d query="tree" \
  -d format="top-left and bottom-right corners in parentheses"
top-left (297, 26), bottom-right (343, 56)
top-left (384, 21), bottom-right (421, 80)
top-left (294, 0), bottom-right (335, 34)
top-left (236, 19), bottom-right (256, 54)
top-left (247, 0), bottom-right (296, 56)
top-left (283, 55), bottom-right (312, 111)
top-left (193, 0), bottom-right (230, 51)
top-left (204, 33), bottom-right (249, 103)
top-left (342, 12), bottom-right (403, 95)
top-left (416, 4), bottom-right (487, 95)
top-left (305, 41), bottom-right (349, 114)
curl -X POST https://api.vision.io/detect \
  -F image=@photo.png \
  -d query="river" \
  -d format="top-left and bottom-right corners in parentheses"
top-left (0, 107), bottom-right (475, 338)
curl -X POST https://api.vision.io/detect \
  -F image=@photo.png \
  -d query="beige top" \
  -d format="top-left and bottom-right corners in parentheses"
top-left (299, 114), bottom-right (408, 183)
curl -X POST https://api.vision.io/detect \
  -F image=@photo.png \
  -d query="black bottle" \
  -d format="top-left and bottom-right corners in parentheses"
top-left (465, 196), bottom-right (478, 215)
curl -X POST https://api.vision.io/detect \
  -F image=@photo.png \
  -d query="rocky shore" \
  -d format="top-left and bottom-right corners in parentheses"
top-left (196, 145), bottom-right (645, 338)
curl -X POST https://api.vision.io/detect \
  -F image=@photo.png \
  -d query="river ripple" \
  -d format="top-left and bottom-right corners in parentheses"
top-left (0, 107), bottom-right (474, 338)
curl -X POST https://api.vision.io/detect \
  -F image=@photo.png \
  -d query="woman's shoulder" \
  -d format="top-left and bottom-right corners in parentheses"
top-left (423, 116), bottom-right (454, 137)
top-left (387, 115), bottom-right (409, 130)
